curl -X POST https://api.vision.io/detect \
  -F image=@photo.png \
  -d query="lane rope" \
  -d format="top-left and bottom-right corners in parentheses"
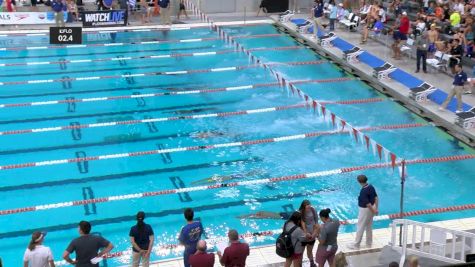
top-left (0, 46), bottom-right (304, 68)
top-left (0, 77), bottom-right (353, 109)
top-left (0, 97), bottom-right (384, 136)
top-left (0, 122), bottom-right (427, 188)
top-left (0, 60), bottom-right (327, 86)
top-left (0, 33), bottom-right (281, 52)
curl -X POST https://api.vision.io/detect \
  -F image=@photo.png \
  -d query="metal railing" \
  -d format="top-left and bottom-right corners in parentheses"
top-left (390, 219), bottom-right (475, 266)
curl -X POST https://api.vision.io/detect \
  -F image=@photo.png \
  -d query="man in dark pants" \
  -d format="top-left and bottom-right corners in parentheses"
top-left (415, 32), bottom-right (429, 73)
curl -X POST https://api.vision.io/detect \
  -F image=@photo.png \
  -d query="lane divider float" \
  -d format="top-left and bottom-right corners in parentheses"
top-left (0, 33), bottom-right (281, 52)
top-left (0, 96), bottom-right (381, 136)
top-left (0, 46), bottom-right (304, 68)
top-left (3, 150), bottom-right (475, 217)
top-left (0, 60), bottom-right (327, 86)
top-left (0, 122), bottom-right (425, 172)
top-left (0, 77), bottom-right (353, 109)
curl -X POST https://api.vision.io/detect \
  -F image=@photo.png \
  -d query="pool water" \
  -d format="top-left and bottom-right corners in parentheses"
top-left (0, 24), bottom-right (474, 266)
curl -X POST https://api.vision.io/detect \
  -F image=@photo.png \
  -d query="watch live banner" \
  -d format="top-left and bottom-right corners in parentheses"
top-left (0, 12), bottom-right (66, 25)
top-left (81, 10), bottom-right (127, 27)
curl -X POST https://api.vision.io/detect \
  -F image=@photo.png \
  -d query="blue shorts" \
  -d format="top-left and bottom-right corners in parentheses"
top-left (393, 31), bottom-right (407, 41)
top-left (428, 43), bottom-right (436, 53)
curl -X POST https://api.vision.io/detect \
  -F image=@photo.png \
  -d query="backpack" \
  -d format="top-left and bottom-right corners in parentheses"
top-left (275, 223), bottom-right (297, 258)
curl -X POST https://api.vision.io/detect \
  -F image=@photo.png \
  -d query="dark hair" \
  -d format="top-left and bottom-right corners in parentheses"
top-left (357, 174), bottom-right (368, 183)
top-left (136, 211), bottom-right (146, 231)
top-left (287, 211), bottom-right (302, 226)
top-left (388, 262), bottom-right (399, 267)
top-left (79, 221), bottom-right (91, 234)
top-left (184, 208), bottom-right (194, 221)
top-left (28, 231), bottom-right (43, 251)
top-left (298, 200), bottom-right (311, 215)
top-left (319, 208), bottom-right (331, 218)
top-left (228, 229), bottom-right (239, 241)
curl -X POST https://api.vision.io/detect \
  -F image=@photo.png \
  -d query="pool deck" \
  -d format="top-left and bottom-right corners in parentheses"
top-left (149, 217), bottom-right (475, 266)
top-left (273, 15), bottom-right (475, 147)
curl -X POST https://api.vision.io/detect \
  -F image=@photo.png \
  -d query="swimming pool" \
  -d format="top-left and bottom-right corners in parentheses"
top-left (0, 23), bottom-right (474, 266)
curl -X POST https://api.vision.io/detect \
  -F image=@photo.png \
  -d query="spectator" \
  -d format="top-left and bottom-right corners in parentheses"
top-left (137, 0), bottom-right (149, 24)
top-left (256, 0), bottom-right (267, 16)
top-left (51, 0), bottom-right (67, 27)
top-left (63, 221), bottom-right (114, 266)
top-left (327, 0), bottom-right (337, 31)
top-left (415, 17), bottom-right (427, 35)
top-left (435, 3), bottom-right (444, 20)
top-left (428, 24), bottom-right (440, 54)
top-left (178, 208), bottom-right (203, 267)
top-left (159, 0), bottom-right (171, 25)
top-left (454, 29), bottom-right (467, 47)
top-left (312, 0), bottom-right (325, 32)
top-left (281, 212), bottom-right (306, 267)
top-left (30, 0), bottom-right (38, 11)
top-left (337, 3), bottom-right (346, 22)
top-left (4, 0), bottom-right (16, 12)
top-left (359, 0), bottom-right (370, 20)
top-left (391, 12), bottom-right (410, 60)
top-left (189, 240), bottom-right (214, 267)
top-left (315, 208), bottom-right (340, 267)
top-left (217, 229), bottom-right (249, 267)
top-left (450, 10), bottom-right (462, 29)
top-left (347, 174), bottom-right (378, 250)
top-left (389, 0), bottom-right (402, 17)
top-left (454, 0), bottom-right (465, 15)
top-left (388, 262), bottom-right (399, 267)
top-left (439, 64), bottom-right (467, 112)
top-left (129, 211), bottom-right (154, 267)
top-left (361, 16), bottom-right (381, 44)
top-left (23, 231), bottom-right (55, 267)
top-left (378, 3), bottom-right (386, 23)
top-left (415, 31), bottom-right (429, 73)
top-left (177, 0), bottom-right (189, 19)
top-left (449, 38), bottom-right (463, 73)
top-left (66, 0), bottom-right (78, 22)
top-left (299, 200), bottom-right (319, 267)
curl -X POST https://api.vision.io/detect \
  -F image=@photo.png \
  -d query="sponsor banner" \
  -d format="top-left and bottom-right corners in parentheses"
top-left (81, 10), bottom-right (127, 28)
top-left (0, 12), bottom-right (67, 25)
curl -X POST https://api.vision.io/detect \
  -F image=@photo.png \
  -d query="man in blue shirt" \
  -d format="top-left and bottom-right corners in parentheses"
top-left (347, 175), bottom-right (378, 250)
top-left (51, 0), bottom-right (67, 27)
top-left (439, 64), bottom-right (467, 113)
top-left (313, 0), bottom-right (325, 33)
top-left (178, 208), bottom-right (203, 267)
top-left (159, 0), bottom-right (171, 25)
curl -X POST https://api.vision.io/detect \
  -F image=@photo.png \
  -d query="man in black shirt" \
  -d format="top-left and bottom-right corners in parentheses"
top-left (130, 211), bottom-right (154, 267)
top-left (63, 221), bottom-right (114, 267)
top-left (347, 175), bottom-right (378, 250)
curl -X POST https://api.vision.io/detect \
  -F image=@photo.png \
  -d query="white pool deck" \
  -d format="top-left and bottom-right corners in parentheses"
top-left (149, 217), bottom-right (475, 266)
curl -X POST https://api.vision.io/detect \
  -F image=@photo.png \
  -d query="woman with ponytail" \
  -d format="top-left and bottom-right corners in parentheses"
top-left (129, 211), bottom-right (155, 267)
top-left (315, 208), bottom-right (340, 267)
top-left (23, 231), bottom-right (55, 267)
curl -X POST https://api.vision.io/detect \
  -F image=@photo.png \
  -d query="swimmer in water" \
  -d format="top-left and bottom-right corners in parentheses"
top-left (237, 204), bottom-right (295, 220)
top-left (190, 169), bottom-right (266, 186)
top-left (163, 108), bottom-right (217, 115)
top-left (190, 130), bottom-right (227, 139)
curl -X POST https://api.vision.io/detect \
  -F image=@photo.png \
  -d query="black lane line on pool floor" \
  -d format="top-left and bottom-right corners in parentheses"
top-left (0, 74), bottom-right (263, 99)
top-left (82, 186), bottom-right (97, 216)
top-left (0, 101), bottom-right (231, 125)
top-left (0, 157), bottom-right (262, 192)
top-left (1, 45), bottom-right (217, 60)
top-left (169, 176), bottom-right (192, 202)
top-left (0, 187), bottom-right (335, 239)
top-left (0, 63), bottom-right (174, 78)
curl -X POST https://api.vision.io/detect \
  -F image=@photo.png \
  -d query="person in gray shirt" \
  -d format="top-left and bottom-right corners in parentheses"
top-left (63, 221), bottom-right (114, 267)
top-left (315, 208), bottom-right (340, 267)
top-left (415, 31), bottom-right (429, 73)
top-left (284, 212), bottom-right (308, 267)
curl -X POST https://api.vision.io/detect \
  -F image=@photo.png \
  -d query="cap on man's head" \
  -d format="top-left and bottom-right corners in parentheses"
top-left (402, 11), bottom-right (407, 15)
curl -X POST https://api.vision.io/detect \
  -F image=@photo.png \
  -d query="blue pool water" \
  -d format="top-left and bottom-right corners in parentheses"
top-left (0, 24), bottom-right (474, 266)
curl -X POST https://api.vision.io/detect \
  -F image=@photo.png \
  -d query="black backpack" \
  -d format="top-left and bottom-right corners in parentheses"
top-left (275, 223), bottom-right (297, 258)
